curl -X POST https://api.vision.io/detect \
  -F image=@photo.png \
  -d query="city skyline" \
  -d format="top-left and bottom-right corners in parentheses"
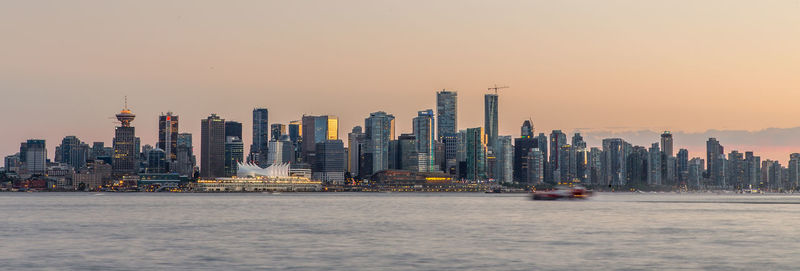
top-left (3, 1), bottom-right (800, 163)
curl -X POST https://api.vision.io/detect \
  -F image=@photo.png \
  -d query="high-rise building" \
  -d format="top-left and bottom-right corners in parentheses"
top-left (496, 136), bottom-right (513, 183)
top-left (21, 139), bottom-right (47, 174)
top-left (549, 130), bottom-right (566, 183)
top-left (513, 137), bottom-right (537, 183)
top-left (267, 136), bottom-right (295, 166)
top-left (648, 143), bottom-right (662, 185)
top-left (436, 90), bottom-right (457, 142)
top-left (313, 139), bottom-right (345, 184)
top-left (413, 109), bottom-right (435, 172)
top-left (528, 148), bottom-right (544, 185)
top-left (389, 133), bottom-right (418, 171)
top-left (688, 158), bottom-right (704, 188)
top-left (113, 104), bottom-right (137, 176)
top-left (535, 133), bottom-right (549, 182)
top-left (224, 136), bottom-right (244, 177)
top-left (364, 112), bottom-right (395, 176)
top-left (301, 115), bottom-right (339, 165)
top-left (677, 149), bottom-right (689, 184)
top-left (175, 133), bottom-right (196, 177)
top-left (57, 136), bottom-right (88, 170)
top-left (147, 148), bottom-right (167, 173)
top-left (602, 138), bottom-right (630, 186)
top-left (706, 138), bottom-right (725, 187)
top-left (288, 120), bottom-right (302, 144)
top-left (271, 123), bottom-right (286, 142)
top-left (201, 114), bottom-right (226, 178)
top-left (251, 108), bottom-right (269, 166)
top-left (441, 133), bottom-right (459, 175)
top-left (572, 133), bottom-right (587, 182)
top-left (225, 121), bottom-right (242, 141)
top-left (465, 127), bottom-right (486, 181)
top-left (660, 131), bottom-right (673, 157)
top-left (484, 93), bottom-right (499, 150)
top-left (789, 153), bottom-right (800, 188)
top-left (521, 120), bottom-right (533, 139)
top-left (347, 126), bottom-right (366, 177)
top-left (158, 112), bottom-right (179, 170)
top-left (745, 151), bottom-right (760, 187)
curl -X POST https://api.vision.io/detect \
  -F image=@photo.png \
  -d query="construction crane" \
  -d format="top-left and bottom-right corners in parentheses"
top-left (488, 84), bottom-right (509, 95)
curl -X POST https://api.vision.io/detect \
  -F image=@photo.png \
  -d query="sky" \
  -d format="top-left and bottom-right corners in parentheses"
top-left (2, 0), bottom-right (800, 163)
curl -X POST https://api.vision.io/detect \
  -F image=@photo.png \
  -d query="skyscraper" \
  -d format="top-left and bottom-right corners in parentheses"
top-left (313, 140), bottom-right (346, 184)
top-left (441, 133), bottom-right (459, 175)
top-left (113, 104), bottom-right (137, 176)
top-left (661, 131), bottom-right (673, 157)
top-left (288, 120), bottom-right (302, 144)
top-left (535, 133), bottom-right (549, 182)
top-left (521, 119), bottom-right (533, 139)
top-left (549, 130), bottom-right (566, 183)
top-left (436, 90), bottom-right (457, 142)
top-left (225, 121), bottom-right (242, 140)
top-left (224, 136), bottom-right (243, 177)
top-left (465, 127), bottom-right (486, 181)
top-left (301, 115), bottom-right (339, 165)
top-left (251, 108), bottom-right (269, 166)
top-left (147, 148), bottom-right (167, 173)
top-left (175, 133), bottom-right (195, 177)
top-left (413, 109), bottom-right (435, 172)
top-left (158, 112), bottom-right (179, 170)
top-left (496, 135), bottom-right (513, 183)
top-left (602, 138), bottom-right (630, 187)
top-left (271, 123), bottom-right (286, 142)
top-left (648, 143), bottom-right (662, 185)
top-left (706, 138), bottom-right (725, 187)
top-left (22, 139), bottom-right (47, 174)
top-left (201, 114), bottom-right (226, 178)
top-left (347, 126), bottom-right (366, 177)
top-left (364, 112), bottom-right (395, 176)
top-left (267, 136), bottom-right (295, 165)
top-left (484, 93), bottom-right (499, 149)
top-left (57, 136), bottom-right (88, 170)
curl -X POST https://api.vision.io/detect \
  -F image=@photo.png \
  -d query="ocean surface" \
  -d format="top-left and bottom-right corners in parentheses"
top-left (1, 192), bottom-right (799, 271)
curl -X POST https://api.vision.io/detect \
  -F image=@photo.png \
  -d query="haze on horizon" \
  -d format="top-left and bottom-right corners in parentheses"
top-left (2, 1), bottom-right (800, 162)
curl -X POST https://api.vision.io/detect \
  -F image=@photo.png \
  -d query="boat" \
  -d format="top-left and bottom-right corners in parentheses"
top-left (531, 186), bottom-right (593, 200)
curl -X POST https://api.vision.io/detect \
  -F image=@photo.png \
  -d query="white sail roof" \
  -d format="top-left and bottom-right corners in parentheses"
top-left (237, 162), bottom-right (290, 178)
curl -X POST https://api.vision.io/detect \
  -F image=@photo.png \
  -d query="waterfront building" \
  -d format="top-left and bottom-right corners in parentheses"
top-left (389, 134), bottom-right (417, 171)
top-left (201, 114), bottom-right (226, 178)
top-left (251, 108), bottom-right (269, 166)
top-left (465, 127), bottom-right (486, 181)
top-left (788, 153), bottom-right (800, 188)
top-left (602, 138), bottom-right (630, 186)
top-left (364, 112), bottom-right (395, 177)
top-left (147, 148), bottom-right (167, 173)
top-left (224, 136), bottom-right (244, 177)
top-left (441, 133), bottom-right (459, 175)
top-left (413, 109), bottom-right (435, 172)
top-left (688, 158), bottom-right (704, 188)
top-left (347, 126), bottom-right (366, 177)
top-left (21, 139), bottom-right (47, 175)
top-left (313, 139), bottom-right (346, 184)
top-left (535, 133), bottom-right (549, 182)
top-left (175, 133), bottom-right (196, 177)
top-left (549, 130), bottom-right (566, 183)
top-left (648, 143), bottom-right (662, 185)
top-left (528, 148), bottom-right (544, 185)
top-left (113, 104), bottom-right (137, 176)
top-left (513, 135), bottom-right (537, 183)
top-left (496, 136), bottom-right (513, 183)
top-left (677, 149), bottom-right (689, 184)
top-left (484, 93), bottom-right (499, 150)
top-left (158, 112), bottom-right (179, 170)
top-left (436, 90), bottom-right (457, 142)
top-left (706, 138), bottom-right (725, 187)
top-left (196, 162), bottom-right (321, 192)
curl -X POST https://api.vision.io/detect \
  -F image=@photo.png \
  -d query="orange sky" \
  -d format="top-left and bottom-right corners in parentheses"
top-left (2, 1), bottom-right (800, 162)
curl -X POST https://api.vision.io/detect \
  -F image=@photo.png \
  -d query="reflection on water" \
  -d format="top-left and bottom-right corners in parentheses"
top-left (1, 193), bottom-right (798, 270)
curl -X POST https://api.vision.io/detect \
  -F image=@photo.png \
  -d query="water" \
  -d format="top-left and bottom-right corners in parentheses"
top-left (1, 192), bottom-right (799, 271)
